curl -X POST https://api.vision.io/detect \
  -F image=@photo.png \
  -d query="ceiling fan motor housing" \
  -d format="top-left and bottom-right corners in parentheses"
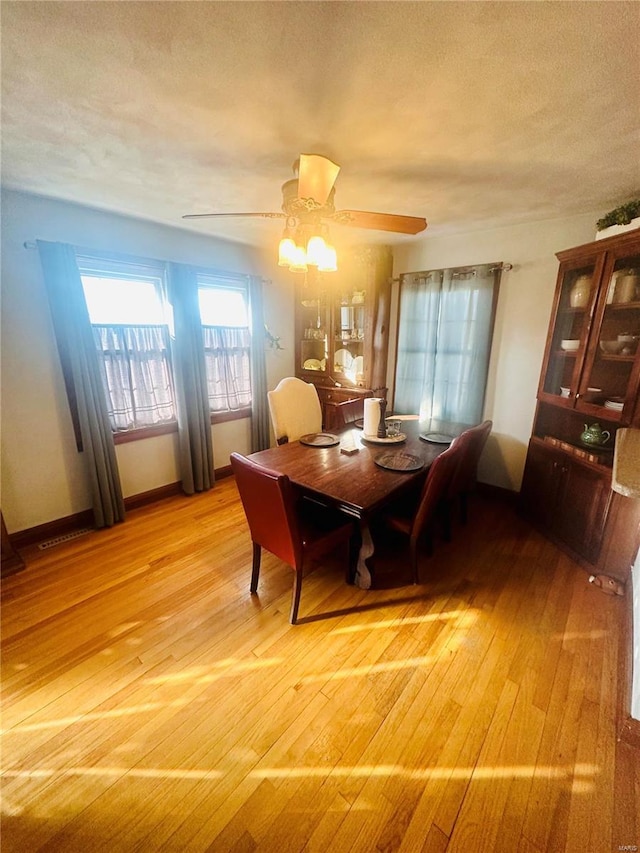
top-left (281, 179), bottom-right (336, 220)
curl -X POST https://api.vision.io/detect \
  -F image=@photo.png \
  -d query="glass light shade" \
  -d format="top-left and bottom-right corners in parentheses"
top-left (289, 244), bottom-right (308, 273)
top-left (278, 236), bottom-right (296, 267)
top-left (318, 244), bottom-right (338, 273)
top-left (306, 234), bottom-right (327, 267)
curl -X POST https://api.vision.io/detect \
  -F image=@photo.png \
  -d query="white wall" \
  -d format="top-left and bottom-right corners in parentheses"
top-left (0, 190), bottom-right (294, 533)
top-left (391, 213), bottom-right (605, 492)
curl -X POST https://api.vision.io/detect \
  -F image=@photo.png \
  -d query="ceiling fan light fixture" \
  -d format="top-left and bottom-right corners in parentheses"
top-left (305, 233), bottom-right (327, 267)
top-left (318, 244), bottom-right (337, 273)
top-left (288, 243), bottom-right (308, 273)
top-left (317, 229), bottom-right (337, 272)
top-left (278, 217), bottom-right (299, 267)
top-left (278, 234), bottom-right (296, 267)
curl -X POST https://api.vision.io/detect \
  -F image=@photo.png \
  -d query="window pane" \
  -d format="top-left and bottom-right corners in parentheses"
top-left (198, 287), bottom-right (248, 327)
top-left (81, 275), bottom-right (165, 324)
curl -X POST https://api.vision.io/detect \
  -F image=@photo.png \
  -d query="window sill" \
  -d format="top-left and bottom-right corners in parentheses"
top-left (113, 422), bottom-right (178, 444)
top-left (112, 408), bottom-right (251, 444)
top-left (210, 407), bottom-right (251, 425)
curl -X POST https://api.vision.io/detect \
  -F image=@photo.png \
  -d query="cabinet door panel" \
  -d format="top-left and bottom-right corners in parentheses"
top-left (520, 441), bottom-right (562, 530)
top-left (556, 462), bottom-right (611, 563)
top-left (575, 245), bottom-right (640, 420)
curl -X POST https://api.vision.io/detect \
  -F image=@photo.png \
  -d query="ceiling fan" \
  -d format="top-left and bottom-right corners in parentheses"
top-left (182, 154), bottom-right (427, 272)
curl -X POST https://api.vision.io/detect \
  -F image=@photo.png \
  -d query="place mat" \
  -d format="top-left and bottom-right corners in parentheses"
top-left (374, 451), bottom-right (424, 472)
top-left (419, 431), bottom-right (455, 444)
top-left (361, 433), bottom-right (406, 445)
top-left (299, 433), bottom-right (340, 447)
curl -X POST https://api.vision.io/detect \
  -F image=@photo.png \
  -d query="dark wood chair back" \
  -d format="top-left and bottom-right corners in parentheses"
top-left (382, 439), bottom-right (465, 584)
top-left (447, 419), bottom-right (492, 523)
top-left (230, 452), bottom-right (353, 624)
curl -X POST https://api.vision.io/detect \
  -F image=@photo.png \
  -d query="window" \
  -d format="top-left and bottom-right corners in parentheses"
top-left (394, 264), bottom-right (502, 425)
top-left (197, 274), bottom-right (252, 414)
top-left (78, 257), bottom-right (177, 434)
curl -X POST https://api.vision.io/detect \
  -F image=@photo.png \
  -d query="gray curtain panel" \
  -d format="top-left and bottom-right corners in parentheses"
top-left (37, 240), bottom-right (125, 528)
top-left (249, 276), bottom-right (271, 452)
top-left (166, 263), bottom-right (215, 494)
top-left (395, 264), bottom-right (501, 425)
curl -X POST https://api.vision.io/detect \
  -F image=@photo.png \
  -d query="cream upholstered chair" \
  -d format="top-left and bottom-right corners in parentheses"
top-left (267, 377), bottom-right (323, 444)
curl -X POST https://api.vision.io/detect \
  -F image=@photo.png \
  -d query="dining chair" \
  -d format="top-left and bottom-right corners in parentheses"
top-left (324, 396), bottom-right (366, 430)
top-left (446, 419), bottom-right (493, 529)
top-left (378, 439), bottom-right (464, 584)
top-left (230, 452), bottom-right (355, 624)
top-left (267, 377), bottom-right (323, 444)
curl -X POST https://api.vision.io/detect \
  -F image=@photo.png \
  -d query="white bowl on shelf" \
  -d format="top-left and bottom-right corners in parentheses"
top-left (600, 340), bottom-right (623, 354)
top-left (559, 386), bottom-right (570, 398)
top-left (560, 339), bottom-right (580, 351)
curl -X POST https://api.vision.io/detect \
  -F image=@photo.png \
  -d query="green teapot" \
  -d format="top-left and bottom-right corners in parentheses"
top-left (580, 423), bottom-right (611, 447)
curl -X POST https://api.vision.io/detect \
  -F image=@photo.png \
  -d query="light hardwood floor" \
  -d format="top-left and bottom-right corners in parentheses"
top-left (1, 478), bottom-right (638, 852)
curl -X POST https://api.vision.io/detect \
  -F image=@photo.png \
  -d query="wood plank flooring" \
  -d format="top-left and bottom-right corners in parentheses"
top-left (1, 478), bottom-right (638, 852)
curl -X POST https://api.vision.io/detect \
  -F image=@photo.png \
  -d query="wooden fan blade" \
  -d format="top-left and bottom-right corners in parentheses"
top-left (334, 210), bottom-right (427, 234)
top-left (297, 154), bottom-right (341, 206)
top-left (182, 212), bottom-right (285, 220)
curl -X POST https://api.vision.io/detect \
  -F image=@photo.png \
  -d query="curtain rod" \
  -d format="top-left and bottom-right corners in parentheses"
top-left (23, 241), bottom-right (270, 284)
top-left (392, 262), bottom-right (513, 283)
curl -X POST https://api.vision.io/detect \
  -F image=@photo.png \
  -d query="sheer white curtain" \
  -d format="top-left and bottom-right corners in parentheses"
top-left (395, 264), bottom-right (500, 425)
top-left (202, 326), bottom-right (251, 411)
top-left (93, 325), bottom-right (175, 430)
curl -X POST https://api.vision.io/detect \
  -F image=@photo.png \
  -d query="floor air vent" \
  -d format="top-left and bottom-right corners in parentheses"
top-left (37, 528), bottom-right (92, 550)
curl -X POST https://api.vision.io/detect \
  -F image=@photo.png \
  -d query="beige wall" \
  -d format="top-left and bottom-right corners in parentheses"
top-left (0, 190), bottom-right (294, 533)
top-left (391, 213), bottom-right (606, 492)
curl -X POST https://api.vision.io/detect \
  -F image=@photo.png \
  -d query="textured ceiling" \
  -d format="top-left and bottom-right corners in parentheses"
top-left (2, 1), bottom-right (639, 253)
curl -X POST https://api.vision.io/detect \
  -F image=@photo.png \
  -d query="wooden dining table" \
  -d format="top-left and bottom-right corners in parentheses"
top-left (248, 417), bottom-right (469, 589)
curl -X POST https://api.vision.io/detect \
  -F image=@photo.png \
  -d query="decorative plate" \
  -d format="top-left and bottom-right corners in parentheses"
top-left (334, 348), bottom-right (354, 371)
top-left (419, 432), bottom-right (455, 444)
top-left (374, 451), bottom-right (424, 472)
top-left (361, 432), bottom-right (406, 444)
top-left (299, 433), bottom-right (340, 447)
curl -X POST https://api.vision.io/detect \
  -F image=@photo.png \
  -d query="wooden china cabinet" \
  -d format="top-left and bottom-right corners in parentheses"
top-left (520, 228), bottom-right (640, 578)
top-left (294, 245), bottom-right (392, 428)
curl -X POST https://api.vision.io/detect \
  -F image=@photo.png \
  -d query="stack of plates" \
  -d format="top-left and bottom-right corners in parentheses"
top-left (604, 397), bottom-right (624, 412)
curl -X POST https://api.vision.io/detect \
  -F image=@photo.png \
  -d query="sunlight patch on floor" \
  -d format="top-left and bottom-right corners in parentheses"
top-left (1, 698), bottom-right (191, 734)
top-left (143, 656), bottom-right (284, 685)
top-left (1, 762), bottom-right (598, 785)
top-left (328, 609), bottom-right (475, 634)
top-left (298, 655), bottom-right (436, 683)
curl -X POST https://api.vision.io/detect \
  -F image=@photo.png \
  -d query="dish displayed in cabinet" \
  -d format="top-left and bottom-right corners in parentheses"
top-left (560, 339), bottom-right (580, 351)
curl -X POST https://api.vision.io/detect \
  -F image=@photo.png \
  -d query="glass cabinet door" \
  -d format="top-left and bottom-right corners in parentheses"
top-left (541, 260), bottom-right (600, 403)
top-left (331, 288), bottom-right (366, 385)
top-left (298, 294), bottom-right (329, 376)
top-left (576, 247), bottom-right (640, 420)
